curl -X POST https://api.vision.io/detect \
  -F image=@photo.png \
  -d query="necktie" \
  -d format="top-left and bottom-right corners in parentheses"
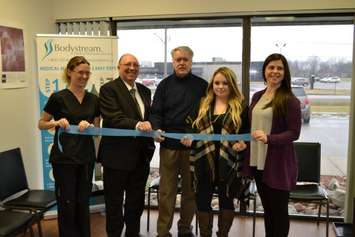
top-left (129, 88), bottom-right (143, 119)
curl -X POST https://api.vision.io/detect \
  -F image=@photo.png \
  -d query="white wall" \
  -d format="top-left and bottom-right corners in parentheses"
top-left (0, 0), bottom-right (56, 188)
top-left (53, 0), bottom-right (355, 20)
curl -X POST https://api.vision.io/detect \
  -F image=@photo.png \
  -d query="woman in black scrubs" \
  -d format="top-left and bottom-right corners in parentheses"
top-left (38, 56), bottom-right (100, 237)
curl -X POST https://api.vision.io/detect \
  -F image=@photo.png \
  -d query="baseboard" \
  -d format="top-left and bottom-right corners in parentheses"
top-left (43, 204), bottom-right (106, 220)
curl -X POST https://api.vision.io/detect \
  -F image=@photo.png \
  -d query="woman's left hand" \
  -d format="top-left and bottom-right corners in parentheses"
top-left (78, 120), bottom-right (94, 132)
top-left (232, 140), bottom-right (247, 152)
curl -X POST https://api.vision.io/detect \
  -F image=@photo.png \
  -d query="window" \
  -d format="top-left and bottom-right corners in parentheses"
top-left (115, 15), bottom-right (353, 217)
top-left (117, 21), bottom-right (243, 93)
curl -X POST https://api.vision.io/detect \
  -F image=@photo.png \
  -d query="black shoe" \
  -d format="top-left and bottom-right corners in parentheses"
top-left (178, 232), bottom-right (195, 237)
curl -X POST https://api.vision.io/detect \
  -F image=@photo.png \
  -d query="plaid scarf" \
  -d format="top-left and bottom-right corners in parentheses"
top-left (190, 109), bottom-right (243, 182)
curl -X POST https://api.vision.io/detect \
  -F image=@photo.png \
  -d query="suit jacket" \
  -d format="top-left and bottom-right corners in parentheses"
top-left (98, 77), bottom-right (155, 170)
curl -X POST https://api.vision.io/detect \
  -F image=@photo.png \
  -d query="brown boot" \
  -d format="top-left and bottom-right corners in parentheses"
top-left (216, 210), bottom-right (234, 237)
top-left (197, 211), bottom-right (213, 237)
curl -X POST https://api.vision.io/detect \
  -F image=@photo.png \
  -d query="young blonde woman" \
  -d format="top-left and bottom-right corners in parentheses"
top-left (38, 56), bottom-right (100, 237)
top-left (181, 67), bottom-right (249, 237)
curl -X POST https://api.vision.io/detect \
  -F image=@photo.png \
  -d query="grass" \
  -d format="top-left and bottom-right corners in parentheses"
top-left (311, 105), bottom-right (349, 114)
top-left (305, 88), bottom-right (350, 96)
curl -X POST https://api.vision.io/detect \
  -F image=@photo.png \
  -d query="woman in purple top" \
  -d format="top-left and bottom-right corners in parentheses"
top-left (247, 53), bottom-right (301, 237)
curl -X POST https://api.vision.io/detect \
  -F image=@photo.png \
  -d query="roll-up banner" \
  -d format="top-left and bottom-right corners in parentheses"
top-left (36, 34), bottom-right (118, 189)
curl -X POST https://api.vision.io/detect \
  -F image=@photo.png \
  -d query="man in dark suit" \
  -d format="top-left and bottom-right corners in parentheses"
top-left (99, 53), bottom-right (155, 237)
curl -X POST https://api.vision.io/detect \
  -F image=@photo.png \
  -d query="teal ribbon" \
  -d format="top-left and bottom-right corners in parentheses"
top-left (57, 125), bottom-right (250, 152)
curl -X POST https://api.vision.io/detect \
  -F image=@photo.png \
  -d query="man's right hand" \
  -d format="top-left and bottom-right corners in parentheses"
top-left (154, 129), bottom-right (165, 143)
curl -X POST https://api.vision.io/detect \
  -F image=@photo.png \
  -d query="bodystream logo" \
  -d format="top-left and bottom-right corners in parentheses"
top-left (42, 39), bottom-right (103, 60)
top-left (42, 39), bottom-right (54, 60)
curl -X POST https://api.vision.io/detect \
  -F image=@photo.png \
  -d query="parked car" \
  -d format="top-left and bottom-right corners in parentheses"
top-left (292, 86), bottom-right (311, 124)
top-left (291, 77), bottom-right (309, 87)
top-left (319, 76), bottom-right (341, 83)
top-left (137, 78), bottom-right (156, 87)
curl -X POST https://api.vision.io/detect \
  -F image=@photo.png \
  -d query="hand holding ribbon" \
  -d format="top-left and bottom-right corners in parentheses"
top-left (57, 125), bottom-right (251, 152)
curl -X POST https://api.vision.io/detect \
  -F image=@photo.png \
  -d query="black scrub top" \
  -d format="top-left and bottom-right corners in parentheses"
top-left (44, 89), bottom-right (100, 164)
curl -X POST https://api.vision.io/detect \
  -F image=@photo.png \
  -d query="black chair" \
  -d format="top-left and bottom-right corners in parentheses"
top-left (0, 210), bottom-right (37, 237)
top-left (289, 142), bottom-right (329, 237)
top-left (147, 176), bottom-right (160, 232)
top-left (0, 148), bottom-right (57, 237)
top-left (245, 179), bottom-right (257, 237)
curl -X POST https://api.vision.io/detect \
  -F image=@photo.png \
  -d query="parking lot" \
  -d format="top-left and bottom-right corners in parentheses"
top-left (299, 113), bottom-right (349, 176)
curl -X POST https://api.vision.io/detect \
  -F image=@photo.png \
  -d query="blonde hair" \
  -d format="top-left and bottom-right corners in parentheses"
top-left (193, 67), bottom-right (244, 131)
top-left (63, 56), bottom-right (90, 84)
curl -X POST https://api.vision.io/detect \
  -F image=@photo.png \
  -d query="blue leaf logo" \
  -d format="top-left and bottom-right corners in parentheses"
top-left (42, 39), bottom-right (53, 60)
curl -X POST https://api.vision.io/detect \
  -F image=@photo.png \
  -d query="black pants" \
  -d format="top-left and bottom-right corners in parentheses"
top-left (196, 178), bottom-right (234, 212)
top-left (103, 165), bottom-right (149, 237)
top-left (52, 163), bottom-right (92, 237)
top-left (196, 154), bottom-right (234, 212)
top-left (255, 170), bottom-right (290, 237)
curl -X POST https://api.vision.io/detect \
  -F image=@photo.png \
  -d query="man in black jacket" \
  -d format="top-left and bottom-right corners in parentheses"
top-left (150, 46), bottom-right (208, 237)
top-left (99, 54), bottom-right (155, 237)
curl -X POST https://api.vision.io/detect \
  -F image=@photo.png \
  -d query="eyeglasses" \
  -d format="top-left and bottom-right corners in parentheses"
top-left (73, 70), bottom-right (92, 76)
top-left (120, 62), bottom-right (140, 68)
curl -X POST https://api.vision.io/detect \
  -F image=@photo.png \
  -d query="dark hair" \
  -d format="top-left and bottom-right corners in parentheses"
top-left (262, 53), bottom-right (293, 118)
top-left (63, 56), bottom-right (90, 84)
